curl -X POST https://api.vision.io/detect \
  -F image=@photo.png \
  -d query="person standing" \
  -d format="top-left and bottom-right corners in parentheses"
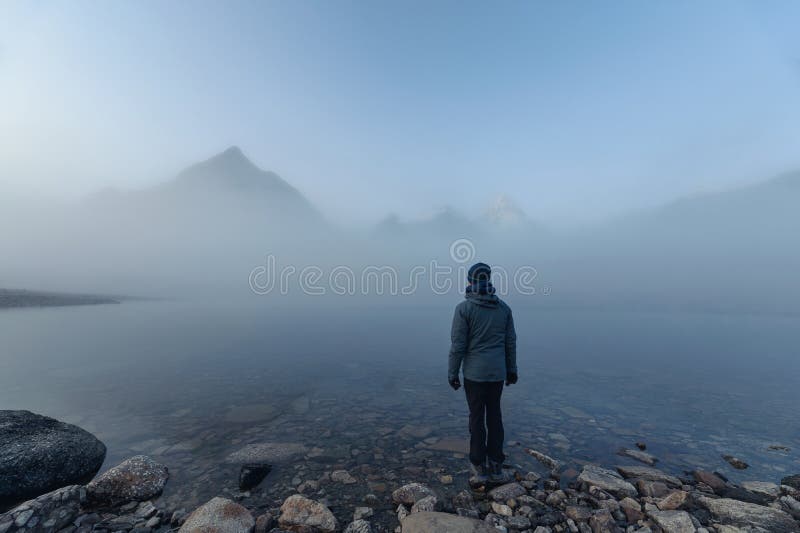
top-left (448, 262), bottom-right (518, 484)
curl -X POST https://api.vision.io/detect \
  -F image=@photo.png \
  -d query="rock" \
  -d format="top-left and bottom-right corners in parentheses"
top-left (619, 497), bottom-right (644, 522)
top-left (171, 509), bottom-right (188, 526)
top-left (616, 465), bottom-right (681, 487)
top-left (781, 495), bottom-right (800, 519)
top-left (698, 496), bottom-right (798, 532)
top-left (524, 448), bottom-right (561, 469)
top-left (692, 470), bottom-right (727, 493)
top-left (353, 507), bottom-right (373, 521)
top-left (331, 470), bottom-right (357, 484)
top-left (255, 513), bottom-right (275, 533)
top-left (657, 490), bottom-right (689, 510)
top-left (637, 479), bottom-right (670, 498)
top-left (720, 485), bottom-right (772, 505)
top-left (225, 442), bottom-right (308, 463)
top-left (397, 504), bottom-right (409, 522)
top-left (507, 516), bottom-right (531, 529)
top-left (278, 494), bottom-right (338, 533)
top-left (399, 425), bottom-right (432, 438)
top-left (239, 463), bottom-right (271, 491)
top-left (344, 520), bottom-right (373, 533)
top-left (577, 465), bottom-right (637, 498)
top-left (565, 505), bottom-right (593, 522)
top-left (179, 497), bottom-right (254, 533)
top-left (401, 511), bottom-right (495, 532)
top-left (0, 410), bottom-right (106, 503)
top-left (648, 510), bottom-right (696, 533)
top-left (392, 483), bottom-right (436, 506)
top-left (490, 502), bottom-right (513, 516)
top-left (411, 496), bottom-right (438, 514)
top-left (740, 481), bottom-right (780, 499)
top-left (424, 438), bottom-right (469, 454)
top-left (546, 490), bottom-right (566, 506)
top-left (135, 501), bottom-right (158, 519)
top-left (488, 482), bottom-right (527, 501)
top-left (86, 455), bottom-right (169, 504)
top-left (452, 490), bottom-right (475, 511)
top-left (618, 448), bottom-right (658, 465)
top-left (722, 455), bottom-right (749, 470)
top-left (781, 475), bottom-right (800, 491)
top-left (0, 485), bottom-right (84, 532)
top-left (588, 509), bottom-right (621, 533)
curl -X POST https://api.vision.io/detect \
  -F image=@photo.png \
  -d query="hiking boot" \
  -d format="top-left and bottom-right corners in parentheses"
top-left (469, 462), bottom-right (489, 485)
top-left (488, 460), bottom-right (510, 483)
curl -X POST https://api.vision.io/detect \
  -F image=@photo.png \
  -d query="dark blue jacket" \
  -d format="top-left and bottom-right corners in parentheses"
top-left (448, 291), bottom-right (517, 382)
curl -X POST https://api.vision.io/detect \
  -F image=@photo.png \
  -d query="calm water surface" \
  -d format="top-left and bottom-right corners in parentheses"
top-left (2, 299), bottom-right (798, 517)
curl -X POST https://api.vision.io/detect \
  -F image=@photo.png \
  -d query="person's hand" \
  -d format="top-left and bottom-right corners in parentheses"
top-left (505, 372), bottom-right (518, 386)
top-left (449, 377), bottom-right (461, 390)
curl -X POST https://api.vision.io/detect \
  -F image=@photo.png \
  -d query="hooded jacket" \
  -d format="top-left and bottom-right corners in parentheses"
top-left (448, 289), bottom-right (517, 382)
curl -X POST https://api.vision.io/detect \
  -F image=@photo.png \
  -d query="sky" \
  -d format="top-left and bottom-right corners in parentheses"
top-left (2, 0), bottom-right (800, 225)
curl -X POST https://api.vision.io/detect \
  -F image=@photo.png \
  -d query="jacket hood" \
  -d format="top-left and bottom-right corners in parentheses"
top-left (465, 291), bottom-right (500, 308)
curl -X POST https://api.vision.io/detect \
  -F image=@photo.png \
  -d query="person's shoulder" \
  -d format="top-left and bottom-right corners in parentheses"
top-left (497, 298), bottom-right (513, 313)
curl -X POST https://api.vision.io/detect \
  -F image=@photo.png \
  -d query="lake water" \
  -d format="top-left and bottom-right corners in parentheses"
top-left (2, 299), bottom-right (799, 522)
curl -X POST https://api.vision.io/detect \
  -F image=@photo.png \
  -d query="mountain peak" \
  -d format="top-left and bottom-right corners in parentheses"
top-left (206, 145), bottom-right (253, 168)
top-left (220, 145), bottom-right (244, 158)
top-left (484, 194), bottom-right (527, 225)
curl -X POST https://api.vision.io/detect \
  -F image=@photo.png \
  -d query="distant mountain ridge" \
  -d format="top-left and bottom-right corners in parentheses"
top-left (168, 146), bottom-right (306, 198)
top-left (85, 146), bottom-right (322, 226)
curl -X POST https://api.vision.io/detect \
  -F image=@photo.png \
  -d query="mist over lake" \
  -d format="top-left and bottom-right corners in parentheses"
top-left (2, 297), bottom-right (798, 513)
top-left (4, 2), bottom-right (800, 530)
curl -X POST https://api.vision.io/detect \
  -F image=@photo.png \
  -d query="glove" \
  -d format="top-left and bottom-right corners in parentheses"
top-left (449, 377), bottom-right (461, 390)
top-left (505, 372), bottom-right (518, 386)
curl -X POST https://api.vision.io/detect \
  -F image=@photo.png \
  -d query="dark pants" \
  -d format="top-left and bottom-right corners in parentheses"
top-left (464, 378), bottom-right (505, 466)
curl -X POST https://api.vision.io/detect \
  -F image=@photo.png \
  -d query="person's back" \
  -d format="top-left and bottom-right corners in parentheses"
top-left (448, 262), bottom-right (517, 484)
top-left (451, 291), bottom-right (515, 383)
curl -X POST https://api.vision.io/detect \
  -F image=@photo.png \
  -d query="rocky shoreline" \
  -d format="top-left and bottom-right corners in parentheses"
top-left (2, 411), bottom-right (799, 533)
top-left (0, 290), bottom-right (119, 310)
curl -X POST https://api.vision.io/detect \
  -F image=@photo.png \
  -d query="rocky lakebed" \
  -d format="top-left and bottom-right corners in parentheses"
top-left (2, 408), bottom-right (799, 533)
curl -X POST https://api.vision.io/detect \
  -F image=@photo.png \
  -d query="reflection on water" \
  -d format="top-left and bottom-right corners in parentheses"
top-left (1, 300), bottom-right (798, 520)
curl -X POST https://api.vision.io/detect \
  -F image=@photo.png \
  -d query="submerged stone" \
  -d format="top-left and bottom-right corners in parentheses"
top-left (239, 463), bottom-right (271, 491)
top-left (401, 511), bottom-right (495, 532)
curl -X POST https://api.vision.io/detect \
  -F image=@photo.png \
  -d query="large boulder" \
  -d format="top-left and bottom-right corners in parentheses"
top-left (179, 497), bottom-right (254, 533)
top-left (278, 494), bottom-right (338, 533)
top-left (698, 496), bottom-right (799, 532)
top-left (577, 465), bottom-right (637, 498)
top-left (401, 511), bottom-right (495, 532)
top-left (0, 485), bottom-right (85, 532)
top-left (86, 455), bottom-right (168, 504)
top-left (0, 410), bottom-right (106, 504)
